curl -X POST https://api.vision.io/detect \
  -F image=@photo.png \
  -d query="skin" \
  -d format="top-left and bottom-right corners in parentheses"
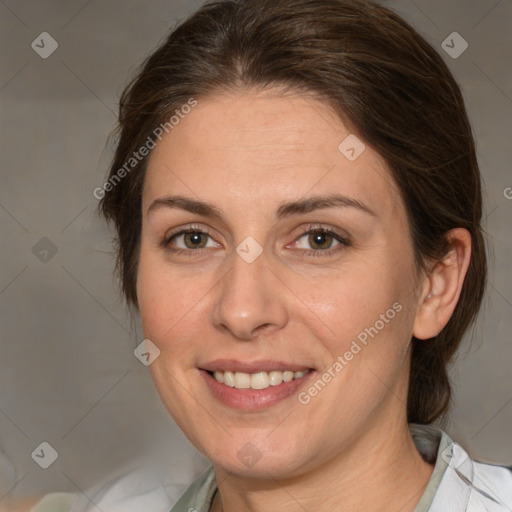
top-left (137, 88), bottom-right (471, 512)
top-left (0, 496), bottom-right (41, 511)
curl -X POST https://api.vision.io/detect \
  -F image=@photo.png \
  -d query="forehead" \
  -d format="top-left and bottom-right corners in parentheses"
top-left (143, 89), bottom-right (402, 220)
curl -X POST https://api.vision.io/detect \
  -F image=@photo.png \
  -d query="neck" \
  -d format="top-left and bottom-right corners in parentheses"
top-left (211, 414), bottom-right (434, 512)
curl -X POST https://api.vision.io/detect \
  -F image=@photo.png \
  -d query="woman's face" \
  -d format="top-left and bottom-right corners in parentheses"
top-left (137, 89), bottom-right (424, 478)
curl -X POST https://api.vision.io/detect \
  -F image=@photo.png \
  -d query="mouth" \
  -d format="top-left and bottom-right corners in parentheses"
top-left (198, 360), bottom-right (316, 411)
top-left (207, 369), bottom-right (311, 390)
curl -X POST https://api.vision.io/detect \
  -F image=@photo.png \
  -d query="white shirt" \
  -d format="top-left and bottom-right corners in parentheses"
top-left (32, 424), bottom-right (512, 512)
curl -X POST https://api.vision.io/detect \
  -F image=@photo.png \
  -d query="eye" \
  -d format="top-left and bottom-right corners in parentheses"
top-left (291, 226), bottom-right (350, 256)
top-left (163, 225), bottom-right (219, 254)
top-left (162, 224), bottom-right (350, 258)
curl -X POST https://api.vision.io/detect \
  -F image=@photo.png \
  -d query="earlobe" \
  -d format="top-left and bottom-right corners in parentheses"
top-left (413, 228), bottom-right (472, 340)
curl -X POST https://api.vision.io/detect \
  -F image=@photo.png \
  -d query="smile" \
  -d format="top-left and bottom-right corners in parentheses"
top-left (210, 369), bottom-right (311, 390)
top-left (199, 362), bottom-right (316, 411)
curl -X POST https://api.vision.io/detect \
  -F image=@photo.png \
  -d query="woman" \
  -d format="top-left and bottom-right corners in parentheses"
top-left (30, 0), bottom-right (512, 510)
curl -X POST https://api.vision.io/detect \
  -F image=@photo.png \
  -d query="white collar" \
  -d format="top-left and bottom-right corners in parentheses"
top-left (429, 432), bottom-right (512, 511)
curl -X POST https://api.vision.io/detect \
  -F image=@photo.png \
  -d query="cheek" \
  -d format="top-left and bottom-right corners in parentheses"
top-left (295, 262), bottom-right (399, 341)
top-left (292, 258), bottom-right (416, 404)
top-left (136, 249), bottom-right (188, 347)
top-left (136, 246), bottom-right (218, 366)
top-left (137, 258), bottom-right (169, 338)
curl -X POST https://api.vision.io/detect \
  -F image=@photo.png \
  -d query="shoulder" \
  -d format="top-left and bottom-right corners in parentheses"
top-left (30, 493), bottom-right (76, 512)
top-left (431, 438), bottom-right (512, 511)
top-left (473, 459), bottom-right (512, 501)
top-left (67, 458), bottom-right (210, 512)
top-left (65, 470), bottom-right (186, 512)
top-left (27, 469), bottom-right (193, 512)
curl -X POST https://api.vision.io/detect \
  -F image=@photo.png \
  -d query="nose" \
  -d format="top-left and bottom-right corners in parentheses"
top-left (212, 248), bottom-right (289, 341)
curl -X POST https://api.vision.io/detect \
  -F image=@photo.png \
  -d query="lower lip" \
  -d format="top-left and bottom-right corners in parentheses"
top-left (200, 370), bottom-right (315, 411)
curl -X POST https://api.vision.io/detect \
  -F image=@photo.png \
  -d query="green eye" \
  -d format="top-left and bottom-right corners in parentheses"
top-left (181, 231), bottom-right (209, 249)
top-left (293, 227), bottom-right (350, 256)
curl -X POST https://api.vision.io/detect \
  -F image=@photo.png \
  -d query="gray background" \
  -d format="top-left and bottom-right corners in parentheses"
top-left (0, 0), bottom-right (511, 503)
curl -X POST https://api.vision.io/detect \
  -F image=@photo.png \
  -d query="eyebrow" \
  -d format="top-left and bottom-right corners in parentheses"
top-left (147, 194), bottom-right (377, 219)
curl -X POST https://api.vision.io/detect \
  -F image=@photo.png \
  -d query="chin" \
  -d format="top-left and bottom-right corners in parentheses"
top-left (203, 434), bottom-right (313, 480)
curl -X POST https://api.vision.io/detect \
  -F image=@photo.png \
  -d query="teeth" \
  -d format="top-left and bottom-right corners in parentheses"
top-left (212, 369), bottom-right (310, 390)
top-left (251, 372), bottom-right (269, 389)
top-left (283, 370), bottom-right (294, 382)
top-left (223, 371), bottom-right (235, 387)
top-left (234, 372), bottom-right (251, 389)
top-left (269, 371), bottom-right (283, 386)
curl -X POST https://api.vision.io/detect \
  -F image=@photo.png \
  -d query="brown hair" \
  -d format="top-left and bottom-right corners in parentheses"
top-left (99, 0), bottom-right (487, 425)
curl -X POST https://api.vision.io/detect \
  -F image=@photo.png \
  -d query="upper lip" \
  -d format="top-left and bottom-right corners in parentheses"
top-left (199, 359), bottom-right (313, 373)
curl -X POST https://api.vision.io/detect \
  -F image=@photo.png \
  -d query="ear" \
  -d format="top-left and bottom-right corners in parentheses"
top-left (413, 228), bottom-right (472, 340)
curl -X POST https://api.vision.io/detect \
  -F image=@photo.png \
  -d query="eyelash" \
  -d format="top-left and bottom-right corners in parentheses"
top-left (162, 224), bottom-right (351, 258)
